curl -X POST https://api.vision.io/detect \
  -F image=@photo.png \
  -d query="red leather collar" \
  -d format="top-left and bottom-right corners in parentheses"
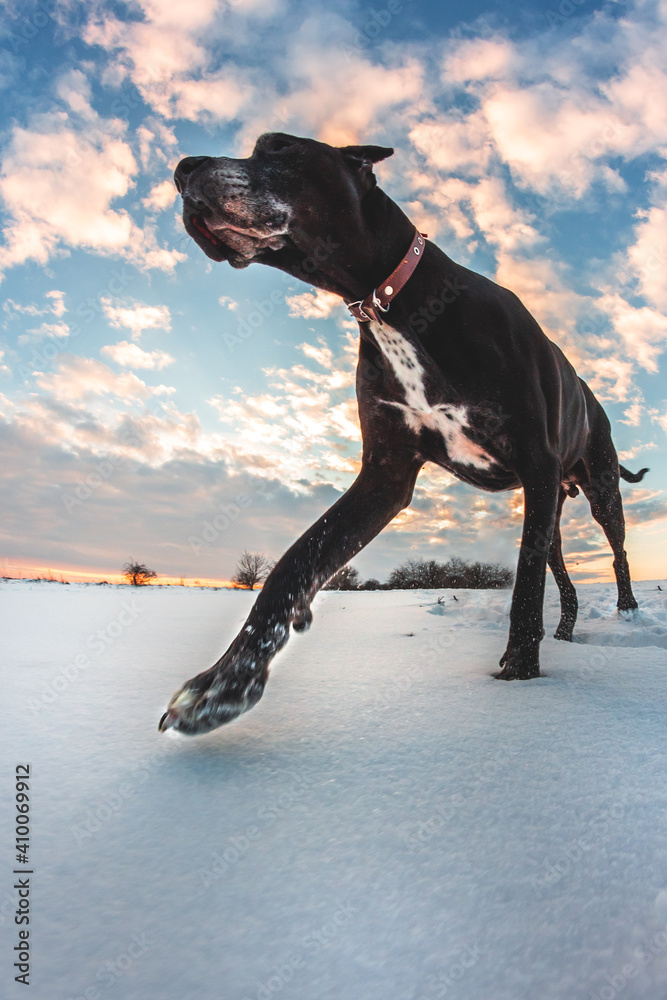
top-left (346, 228), bottom-right (427, 324)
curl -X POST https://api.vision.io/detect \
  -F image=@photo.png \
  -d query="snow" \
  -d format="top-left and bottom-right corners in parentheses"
top-left (3, 578), bottom-right (667, 1000)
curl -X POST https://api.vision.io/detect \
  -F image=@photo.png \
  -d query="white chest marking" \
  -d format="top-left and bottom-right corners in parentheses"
top-left (369, 321), bottom-right (495, 470)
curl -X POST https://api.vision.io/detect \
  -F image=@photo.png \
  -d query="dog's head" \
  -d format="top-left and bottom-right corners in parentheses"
top-left (173, 133), bottom-right (394, 293)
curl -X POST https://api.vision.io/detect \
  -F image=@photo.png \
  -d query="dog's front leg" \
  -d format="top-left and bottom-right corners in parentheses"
top-left (496, 457), bottom-right (561, 680)
top-left (159, 456), bottom-right (422, 735)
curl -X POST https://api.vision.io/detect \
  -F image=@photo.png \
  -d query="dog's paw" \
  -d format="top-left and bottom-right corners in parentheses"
top-left (494, 644), bottom-right (541, 680)
top-left (553, 623), bottom-right (574, 641)
top-left (159, 660), bottom-right (266, 736)
top-left (292, 607), bottom-right (313, 632)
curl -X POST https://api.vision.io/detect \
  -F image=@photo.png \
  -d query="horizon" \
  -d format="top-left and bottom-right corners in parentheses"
top-left (0, 0), bottom-right (665, 585)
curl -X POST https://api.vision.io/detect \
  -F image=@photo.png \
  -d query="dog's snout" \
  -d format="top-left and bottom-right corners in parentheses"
top-left (174, 155), bottom-right (213, 195)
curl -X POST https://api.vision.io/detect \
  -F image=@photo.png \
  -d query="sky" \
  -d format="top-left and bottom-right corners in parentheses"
top-left (0, 0), bottom-right (665, 586)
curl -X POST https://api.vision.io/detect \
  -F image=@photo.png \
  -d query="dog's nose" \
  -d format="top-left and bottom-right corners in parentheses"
top-left (174, 156), bottom-right (213, 195)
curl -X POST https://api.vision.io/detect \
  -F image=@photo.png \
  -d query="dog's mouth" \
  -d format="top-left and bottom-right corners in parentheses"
top-left (185, 212), bottom-right (236, 265)
top-left (192, 214), bottom-right (222, 247)
top-left (184, 208), bottom-right (289, 269)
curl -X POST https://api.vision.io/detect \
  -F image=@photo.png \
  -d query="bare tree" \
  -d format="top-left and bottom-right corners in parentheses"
top-left (323, 565), bottom-right (360, 591)
top-left (123, 560), bottom-right (157, 586)
top-left (231, 551), bottom-right (273, 590)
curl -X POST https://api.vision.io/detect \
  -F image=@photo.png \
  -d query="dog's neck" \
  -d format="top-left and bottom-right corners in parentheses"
top-left (261, 188), bottom-right (417, 303)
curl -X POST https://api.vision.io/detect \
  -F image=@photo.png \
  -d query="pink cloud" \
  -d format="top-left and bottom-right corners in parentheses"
top-left (442, 37), bottom-right (514, 83)
top-left (0, 113), bottom-right (184, 278)
top-left (35, 356), bottom-right (175, 404)
top-left (286, 290), bottom-right (342, 320)
top-left (142, 179), bottom-right (177, 212)
top-left (597, 292), bottom-right (667, 374)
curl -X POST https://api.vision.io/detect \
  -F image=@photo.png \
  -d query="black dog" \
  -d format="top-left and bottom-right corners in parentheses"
top-left (159, 132), bottom-right (647, 735)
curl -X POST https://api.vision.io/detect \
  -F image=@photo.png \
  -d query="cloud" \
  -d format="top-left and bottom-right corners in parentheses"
top-left (101, 341), bottom-right (174, 370)
top-left (0, 110), bottom-right (185, 279)
top-left (135, 119), bottom-right (178, 170)
top-left (35, 355), bottom-right (175, 404)
top-left (83, 1), bottom-right (250, 123)
top-left (0, 411), bottom-right (341, 581)
top-left (218, 296), bottom-right (239, 311)
top-left (442, 36), bottom-right (514, 83)
top-left (585, 356), bottom-right (636, 404)
top-left (298, 339), bottom-right (334, 369)
top-left (142, 179), bottom-right (177, 211)
top-left (45, 290), bottom-right (67, 317)
top-left (624, 166), bottom-right (667, 311)
top-left (55, 68), bottom-right (96, 119)
top-left (4, 290), bottom-right (66, 319)
top-left (480, 84), bottom-right (632, 198)
top-left (207, 334), bottom-right (361, 487)
top-left (409, 112), bottom-right (493, 177)
top-left (620, 401), bottom-right (645, 427)
top-left (101, 298), bottom-right (171, 341)
top-left (603, 61), bottom-right (667, 151)
top-left (20, 321), bottom-right (70, 346)
top-left (286, 289), bottom-right (342, 320)
top-left (597, 292), bottom-right (667, 374)
top-left (426, 7), bottom-right (667, 206)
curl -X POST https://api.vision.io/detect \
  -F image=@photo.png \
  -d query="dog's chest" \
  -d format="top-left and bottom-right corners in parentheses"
top-left (368, 321), bottom-right (496, 470)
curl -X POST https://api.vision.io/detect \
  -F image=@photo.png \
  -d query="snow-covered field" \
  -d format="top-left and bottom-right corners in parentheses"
top-left (3, 578), bottom-right (667, 1000)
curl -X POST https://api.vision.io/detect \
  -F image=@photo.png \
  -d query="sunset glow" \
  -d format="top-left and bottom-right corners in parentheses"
top-left (0, 0), bottom-right (665, 584)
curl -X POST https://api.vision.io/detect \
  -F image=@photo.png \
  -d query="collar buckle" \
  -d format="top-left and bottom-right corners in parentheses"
top-left (345, 227), bottom-right (426, 325)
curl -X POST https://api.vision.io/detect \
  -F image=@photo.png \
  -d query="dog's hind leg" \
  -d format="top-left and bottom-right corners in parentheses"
top-left (159, 453), bottom-right (423, 735)
top-left (496, 454), bottom-right (562, 680)
top-left (548, 486), bottom-right (578, 641)
top-left (582, 473), bottom-right (638, 612)
top-left (580, 421), bottom-right (638, 613)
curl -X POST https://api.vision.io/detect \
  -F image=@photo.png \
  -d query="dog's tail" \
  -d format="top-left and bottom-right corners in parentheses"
top-left (619, 465), bottom-right (649, 483)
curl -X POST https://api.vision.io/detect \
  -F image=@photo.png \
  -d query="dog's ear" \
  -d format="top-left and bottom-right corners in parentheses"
top-left (339, 145), bottom-right (394, 172)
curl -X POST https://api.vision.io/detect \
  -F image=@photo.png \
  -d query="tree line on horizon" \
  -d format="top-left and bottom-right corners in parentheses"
top-left (323, 556), bottom-right (514, 591)
top-left (228, 551), bottom-right (514, 591)
top-left (119, 553), bottom-right (513, 591)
